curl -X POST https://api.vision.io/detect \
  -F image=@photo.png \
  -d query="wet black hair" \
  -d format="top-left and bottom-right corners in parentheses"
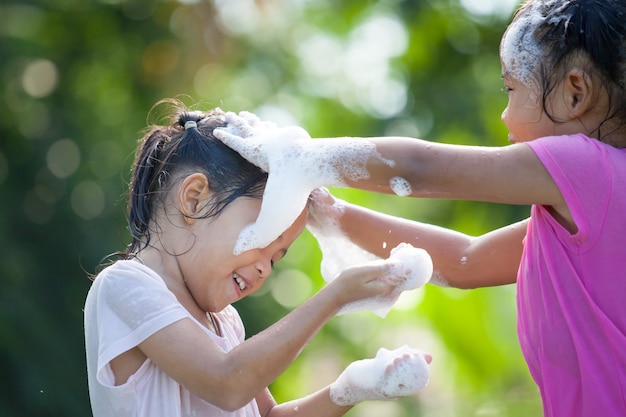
top-left (125, 99), bottom-right (267, 257)
top-left (515, 0), bottom-right (626, 140)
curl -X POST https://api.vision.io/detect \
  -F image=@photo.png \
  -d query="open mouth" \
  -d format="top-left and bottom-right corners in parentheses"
top-left (233, 272), bottom-right (247, 292)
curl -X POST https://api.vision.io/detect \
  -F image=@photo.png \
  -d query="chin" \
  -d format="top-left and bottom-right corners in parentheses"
top-left (508, 135), bottom-right (521, 144)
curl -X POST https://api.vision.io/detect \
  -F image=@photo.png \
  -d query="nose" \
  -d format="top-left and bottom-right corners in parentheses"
top-left (254, 255), bottom-right (272, 279)
top-left (501, 107), bottom-right (508, 125)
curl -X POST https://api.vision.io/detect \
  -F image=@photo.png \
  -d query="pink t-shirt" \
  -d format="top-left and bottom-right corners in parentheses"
top-left (84, 260), bottom-right (262, 417)
top-left (519, 134), bottom-right (626, 416)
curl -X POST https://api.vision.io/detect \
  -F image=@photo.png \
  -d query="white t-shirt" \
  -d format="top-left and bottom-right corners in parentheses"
top-left (84, 260), bottom-right (262, 417)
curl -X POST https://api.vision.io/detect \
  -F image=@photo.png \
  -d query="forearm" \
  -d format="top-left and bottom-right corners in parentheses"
top-left (263, 387), bottom-right (352, 417)
top-left (343, 137), bottom-right (552, 207)
top-left (337, 201), bottom-right (523, 288)
top-left (341, 137), bottom-right (468, 197)
top-left (226, 285), bottom-right (344, 404)
top-left (228, 257), bottom-right (408, 405)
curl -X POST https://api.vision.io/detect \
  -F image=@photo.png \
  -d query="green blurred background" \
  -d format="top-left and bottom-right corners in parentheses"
top-left (0, 0), bottom-right (542, 416)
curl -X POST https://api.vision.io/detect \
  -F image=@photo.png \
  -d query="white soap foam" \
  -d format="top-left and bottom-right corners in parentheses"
top-left (307, 199), bottom-right (433, 317)
top-left (389, 176), bottom-right (412, 196)
top-left (329, 345), bottom-right (430, 406)
top-left (500, 1), bottom-right (545, 88)
top-left (234, 133), bottom-right (391, 254)
top-left (306, 189), bottom-right (380, 281)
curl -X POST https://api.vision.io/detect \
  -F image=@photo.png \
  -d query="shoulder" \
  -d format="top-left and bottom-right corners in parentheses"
top-left (92, 260), bottom-right (166, 291)
top-left (527, 134), bottom-right (625, 237)
top-left (527, 133), bottom-right (622, 161)
top-left (87, 260), bottom-right (179, 316)
top-left (525, 134), bottom-right (624, 186)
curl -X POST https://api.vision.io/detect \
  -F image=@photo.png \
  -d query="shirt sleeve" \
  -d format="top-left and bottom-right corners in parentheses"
top-left (93, 261), bottom-right (189, 380)
top-left (526, 134), bottom-right (613, 248)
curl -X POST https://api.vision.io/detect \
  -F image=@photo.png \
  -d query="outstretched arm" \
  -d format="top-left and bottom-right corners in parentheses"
top-left (308, 188), bottom-right (525, 289)
top-left (339, 201), bottom-right (527, 288)
top-left (214, 116), bottom-right (571, 250)
top-left (348, 137), bottom-right (564, 210)
top-left (256, 345), bottom-right (431, 417)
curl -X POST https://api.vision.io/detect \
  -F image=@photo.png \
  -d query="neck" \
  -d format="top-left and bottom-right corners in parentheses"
top-left (134, 247), bottom-right (219, 334)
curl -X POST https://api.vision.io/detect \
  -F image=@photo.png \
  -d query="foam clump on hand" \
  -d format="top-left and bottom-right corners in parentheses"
top-left (334, 243), bottom-right (432, 317)
top-left (307, 189), bottom-right (432, 316)
top-left (213, 112), bottom-right (392, 254)
top-left (330, 345), bottom-right (430, 406)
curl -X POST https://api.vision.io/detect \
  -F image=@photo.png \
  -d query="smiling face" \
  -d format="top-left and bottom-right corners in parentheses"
top-left (179, 194), bottom-right (308, 313)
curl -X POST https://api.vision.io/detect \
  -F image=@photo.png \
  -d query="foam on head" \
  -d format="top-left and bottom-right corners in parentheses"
top-left (231, 132), bottom-right (392, 255)
top-left (500, 0), bottom-right (546, 88)
top-left (329, 344), bottom-right (430, 406)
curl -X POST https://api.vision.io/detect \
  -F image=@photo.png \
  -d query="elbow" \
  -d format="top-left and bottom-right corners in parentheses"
top-left (430, 262), bottom-right (488, 290)
top-left (214, 398), bottom-right (253, 413)
top-left (198, 390), bottom-right (256, 412)
top-left (194, 373), bottom-right (261, 411)
top-left (430, 271), bottom-right (479, 290)
top-left (430, 266), bottom-right (515, 289)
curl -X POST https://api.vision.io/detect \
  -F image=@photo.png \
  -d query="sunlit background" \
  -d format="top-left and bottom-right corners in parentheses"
top-left (0, 0), bottom-right (542, 416)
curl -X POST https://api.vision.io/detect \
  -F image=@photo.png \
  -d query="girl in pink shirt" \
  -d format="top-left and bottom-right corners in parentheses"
top-left (215, 0), bottom-right (626, 415)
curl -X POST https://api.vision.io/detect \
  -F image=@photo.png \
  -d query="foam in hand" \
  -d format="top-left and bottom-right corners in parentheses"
top-left (307, 189), bottom-right (432, 316)
top-left (333, 243), bottom-right (432, 317)
top-left (329, 345), bottom-right (430, 406)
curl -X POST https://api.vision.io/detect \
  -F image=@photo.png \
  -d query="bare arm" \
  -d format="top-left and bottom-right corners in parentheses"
top-left (352, 137), bottom-right (569, 221)
top-left (325, 137), bottom-right (570, 288)
top-left (137, 263), bottom-right (396, 411)
top-left (254, 344), bottom-right (431, 417)
top-left (337, 201), bottom-right (527, 288)
top-left (214, 115), bottom-right (572, 250)
top-left (256, 387), bottom-right (353, 417)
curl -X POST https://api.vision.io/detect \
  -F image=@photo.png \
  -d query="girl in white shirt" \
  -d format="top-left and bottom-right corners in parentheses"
top-left (84, 100), bottom-right (431, 417)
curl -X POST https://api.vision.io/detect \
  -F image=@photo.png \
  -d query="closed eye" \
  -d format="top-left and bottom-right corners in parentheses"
top-left (271, 249), bottom-right (288, 269)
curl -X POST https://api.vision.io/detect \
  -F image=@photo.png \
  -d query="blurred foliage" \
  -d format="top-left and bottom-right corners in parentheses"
top-left (0, 0), bottom-right (541, 416)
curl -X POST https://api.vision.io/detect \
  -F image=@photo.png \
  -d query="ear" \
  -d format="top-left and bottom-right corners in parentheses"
top-left (562, 67), bottom-right (594, 119)
top-left (178, 173), bottom-right (211, 224)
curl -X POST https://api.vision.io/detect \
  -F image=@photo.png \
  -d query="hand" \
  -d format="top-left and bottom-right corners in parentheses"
top-left (329, 345), bottom-right (431, 406)
top-left (215, 111), bottom-right (307, 172)
top-left (214, 111), bottom-right (387, 254)
top-left (214, 112), bottom-right (324, 253)
top-left (307, 187), bottom-right (344, 231)
top-left (327, 261), bottom-right (406, 307)
top-left (315, 230), bottom-right (433, 317)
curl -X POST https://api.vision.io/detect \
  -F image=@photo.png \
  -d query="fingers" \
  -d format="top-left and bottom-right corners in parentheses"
top-left (344, 261), bottom-right (393, 284)
top-left (329, 345), bottom-right (430, 406)
top-left (223, 111), bottom-right (256, 138)
top-left (330, 248), bottom-right (431, 316)
top-left (307, 188), bottom-right (344, 233)
top-left (219, 111), bottom-right (277, 139)
top-left (237, 111), bottom-right (277, 131)
top-left (212, 128), bottom-right (241, 147)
